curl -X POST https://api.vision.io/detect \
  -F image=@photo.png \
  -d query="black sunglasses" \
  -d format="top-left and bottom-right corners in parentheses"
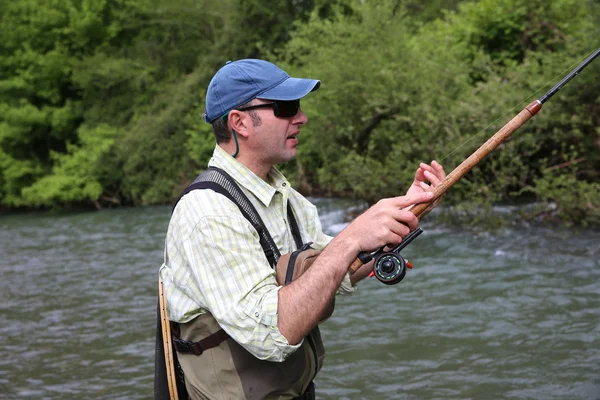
top-left (236, 100), bottom-right (300, 118)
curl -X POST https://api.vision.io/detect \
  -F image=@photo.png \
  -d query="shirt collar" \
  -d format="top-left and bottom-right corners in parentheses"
top-left (208, 145), bottom-right (289, 207)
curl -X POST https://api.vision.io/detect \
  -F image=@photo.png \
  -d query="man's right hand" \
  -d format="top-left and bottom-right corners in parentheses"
top-left (278, 191), bottom-right (433, 345)
top-left (339, 191), bottom-right (434, 254)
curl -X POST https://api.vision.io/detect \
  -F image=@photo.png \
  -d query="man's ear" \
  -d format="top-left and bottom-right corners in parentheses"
top-left (227, 110), bottom-right (251, 138)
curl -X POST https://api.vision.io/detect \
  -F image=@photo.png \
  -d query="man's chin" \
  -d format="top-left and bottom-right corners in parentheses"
top-left (274, 152), bottom-right (297, 165)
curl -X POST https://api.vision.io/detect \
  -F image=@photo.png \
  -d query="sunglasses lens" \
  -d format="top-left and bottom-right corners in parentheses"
top-left (274, 100), bottom-right (300, 117)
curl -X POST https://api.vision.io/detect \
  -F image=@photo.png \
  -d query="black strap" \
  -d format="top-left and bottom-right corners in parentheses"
top-left (174, 166), bottom-right (282, 267)
top-left (172, 328), bottom-right (231, 356)
top-left (287, 201), bottom-right (303, 250)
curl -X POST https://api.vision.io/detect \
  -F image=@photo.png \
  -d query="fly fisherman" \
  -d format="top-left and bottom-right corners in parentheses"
top-left (159, 59), bottom-right (446, 399)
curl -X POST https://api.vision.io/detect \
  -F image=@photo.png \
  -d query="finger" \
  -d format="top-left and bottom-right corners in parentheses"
top-left (422, 161), bottom-right (446, 183)
top-left (419, 162), bottom-right (436, 176)
top-left (431, 160), bottom-right (446, 178)
top-left (389, 220), bottom-right (410, 239)
top-left (389, 208), bottom-right (419, 231)
top-left (419, 182), bottom-right (432, 191)
top-left (413, 167), bottom-right (425, 183)
top-left (399, 209), bottom-right (419, 231)
top-left (424, 170), bottom-right (441, 186)
top-left (385, 232), bottom-right (403, 248)
top-left (383, 244), bottom-right (395, 252)
top-left (392, 191), bottom-right (434, 208)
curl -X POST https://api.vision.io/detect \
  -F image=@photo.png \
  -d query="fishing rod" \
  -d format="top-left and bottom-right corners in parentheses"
top-left (350, 46), bottom-right (600, 284)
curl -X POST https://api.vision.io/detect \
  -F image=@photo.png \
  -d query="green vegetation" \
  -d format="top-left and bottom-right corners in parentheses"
top-left (1, 0), bottom-right (599, 225)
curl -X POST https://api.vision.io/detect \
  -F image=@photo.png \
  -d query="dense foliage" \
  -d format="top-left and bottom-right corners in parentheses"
top-left (1, 0), bottom-right (598, 225)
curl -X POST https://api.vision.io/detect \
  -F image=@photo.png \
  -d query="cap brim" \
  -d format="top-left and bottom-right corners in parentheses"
top-left (258, 77), bottom-right (321, 101)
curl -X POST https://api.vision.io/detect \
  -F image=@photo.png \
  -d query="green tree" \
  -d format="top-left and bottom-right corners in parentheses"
top-left (0, 0), bottom-right (149, 207)
top-left (275, 0), bottom-right (599, 224)
top-left (1, 0), bottom-right (598, 224)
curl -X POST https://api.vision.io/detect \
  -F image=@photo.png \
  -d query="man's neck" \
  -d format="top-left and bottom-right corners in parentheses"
top-left (219, 143), bottom-right (270, 181)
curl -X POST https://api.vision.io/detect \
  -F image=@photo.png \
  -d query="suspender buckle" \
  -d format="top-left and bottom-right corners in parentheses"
top-left (172, 337), bottom-right (204, 356)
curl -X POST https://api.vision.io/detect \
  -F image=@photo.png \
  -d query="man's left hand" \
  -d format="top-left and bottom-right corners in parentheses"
top-left (405, 160), bottom-right (446, 211)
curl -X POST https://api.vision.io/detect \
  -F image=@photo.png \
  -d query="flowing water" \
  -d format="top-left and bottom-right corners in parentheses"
top-left (1, 201), bottom-right (599, 400)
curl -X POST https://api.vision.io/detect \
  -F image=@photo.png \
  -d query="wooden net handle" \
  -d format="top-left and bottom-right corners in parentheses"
top-left (159, 279), bottom-right (180, 400)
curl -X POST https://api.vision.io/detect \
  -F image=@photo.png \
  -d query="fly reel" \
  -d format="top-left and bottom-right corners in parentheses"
top-left (369, 228), bottom-right (422, 285)
top-left (373, 252), bottom-right (408, 285)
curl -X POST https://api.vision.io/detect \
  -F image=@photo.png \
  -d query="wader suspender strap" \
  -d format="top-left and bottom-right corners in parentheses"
top-left (175, 166), bottom-right (304, 265)
top-left (287, 202), bottom-right (303, 250)
top-left (170, 166), bottom-right (304, 356)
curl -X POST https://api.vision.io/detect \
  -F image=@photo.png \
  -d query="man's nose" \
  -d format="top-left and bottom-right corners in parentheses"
top-left (293, 108), bottom-right (308, 125)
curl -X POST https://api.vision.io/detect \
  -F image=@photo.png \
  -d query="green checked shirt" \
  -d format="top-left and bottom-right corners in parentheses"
top-left (159, 145), bottom-right (354, 362)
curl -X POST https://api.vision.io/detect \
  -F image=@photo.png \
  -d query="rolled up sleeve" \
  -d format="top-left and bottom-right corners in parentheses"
top-left (302, 201), bottom-right (356, 296)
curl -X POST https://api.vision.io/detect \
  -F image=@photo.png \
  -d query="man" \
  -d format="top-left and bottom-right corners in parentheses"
top-left (159, 59), bottom-right (445, 399)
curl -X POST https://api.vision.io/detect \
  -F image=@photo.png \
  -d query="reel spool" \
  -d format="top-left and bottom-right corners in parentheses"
top-left (368, 228), bottom-right (422, 285)
top-left (373, 252), bottom-right (407, 285)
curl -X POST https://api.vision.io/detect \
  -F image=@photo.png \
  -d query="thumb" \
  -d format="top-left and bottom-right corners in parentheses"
top-left (394, 191), bottom-right (434, 208)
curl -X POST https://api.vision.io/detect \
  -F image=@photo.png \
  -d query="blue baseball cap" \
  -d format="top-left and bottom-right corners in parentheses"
top-left (203, 59), bottom-right (321, 123)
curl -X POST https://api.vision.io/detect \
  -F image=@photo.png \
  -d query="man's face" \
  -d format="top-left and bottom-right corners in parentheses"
top-left (247, 99), bottom-right (308, 166)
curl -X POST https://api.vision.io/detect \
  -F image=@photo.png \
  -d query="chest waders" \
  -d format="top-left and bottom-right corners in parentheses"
top-left (155, 167), bottom-right (321, 400)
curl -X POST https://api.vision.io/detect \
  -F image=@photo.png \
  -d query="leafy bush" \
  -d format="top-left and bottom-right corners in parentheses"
top-left (1, 0), bottom-right (598, 225)
top-left (276, 0), bottom-right (599, 224)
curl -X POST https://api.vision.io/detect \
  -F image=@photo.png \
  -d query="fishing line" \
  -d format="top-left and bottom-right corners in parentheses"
top-left (437, 49), bottom-right (596, 163)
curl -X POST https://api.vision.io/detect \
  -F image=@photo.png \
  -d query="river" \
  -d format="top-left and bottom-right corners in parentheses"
top-left (1, 200), bottom-right (599, 399)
